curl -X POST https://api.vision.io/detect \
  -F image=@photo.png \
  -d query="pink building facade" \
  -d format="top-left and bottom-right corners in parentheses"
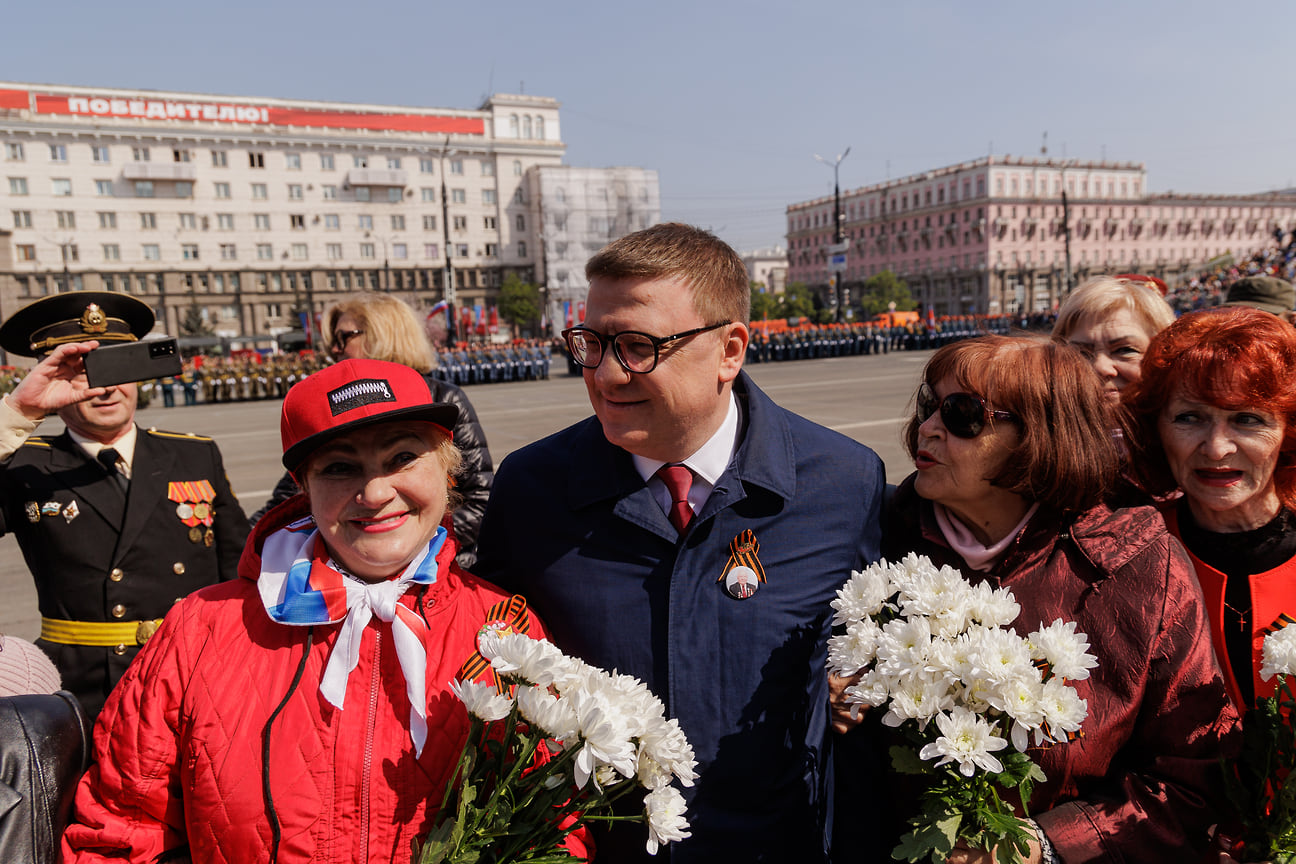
top-left (787, 156), bottom-right (1296, 316)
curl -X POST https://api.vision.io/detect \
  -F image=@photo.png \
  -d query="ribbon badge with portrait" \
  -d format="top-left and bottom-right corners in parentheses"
top-left (718, 529), bottom-right (766, 600)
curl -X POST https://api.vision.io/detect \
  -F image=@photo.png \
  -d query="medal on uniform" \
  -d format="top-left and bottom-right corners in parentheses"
top-left (40, 501), bottom-right (62, 517)
top-left (62, 500), bottom-right (79, 523)
top-left (25, 502), bottom-right (39, 523)
top-left (718, 529), bottom-right (767, 600)
top-left (204, 528), bottom-right (214, 547)
top-left (169, 480), bottom-right (217, 537)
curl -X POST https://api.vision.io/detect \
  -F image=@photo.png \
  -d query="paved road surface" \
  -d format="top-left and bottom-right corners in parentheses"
top-left (0, 350), bottom-right (931, 640)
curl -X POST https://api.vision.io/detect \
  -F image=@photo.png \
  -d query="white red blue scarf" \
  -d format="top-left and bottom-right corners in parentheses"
top-left (256, 515), bottom-right (446, 757)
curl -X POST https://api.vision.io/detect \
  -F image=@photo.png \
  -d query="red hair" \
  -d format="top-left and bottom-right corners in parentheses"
top-left (1123, 307), bottom-right (1296, 508)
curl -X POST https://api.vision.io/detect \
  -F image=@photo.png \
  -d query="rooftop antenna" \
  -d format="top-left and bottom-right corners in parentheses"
top-left (1041, 131), bottom-right (1048, 155)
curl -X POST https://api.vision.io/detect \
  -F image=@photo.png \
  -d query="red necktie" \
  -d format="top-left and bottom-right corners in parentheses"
top-left (657, 465), bottom-right (694, 534)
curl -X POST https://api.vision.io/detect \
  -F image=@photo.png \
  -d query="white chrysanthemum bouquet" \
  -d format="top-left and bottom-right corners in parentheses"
top-left (827, 554), bottom-right (1096, 864)
top-left (414, 632), bottom-right (697, 864)
top-left (1224, 624), bottom-right (1296, 863)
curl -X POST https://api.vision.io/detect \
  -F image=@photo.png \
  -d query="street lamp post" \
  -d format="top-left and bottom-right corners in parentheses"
top-left (814, 147), bottom-right (850, 322)
top-left (1060, 159), bottom-right (1076, 300)
top-left (439, 136), bottom-right (459, 343)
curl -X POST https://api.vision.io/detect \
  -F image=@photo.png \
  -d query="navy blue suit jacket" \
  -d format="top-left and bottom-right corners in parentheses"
top-left (476, 372), bottom-right (884, 863)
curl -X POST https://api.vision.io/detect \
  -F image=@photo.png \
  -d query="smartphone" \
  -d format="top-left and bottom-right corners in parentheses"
top-left (83, 338), bottom-right (183, 388)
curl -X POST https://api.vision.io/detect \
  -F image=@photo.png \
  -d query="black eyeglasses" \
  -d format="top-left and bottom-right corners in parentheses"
top-left (330, 328), bottom-right (365, 355)
top-left (916, 382), bottom-right (1017, 439)
top-left (562, 322), bottom-right (731, 374)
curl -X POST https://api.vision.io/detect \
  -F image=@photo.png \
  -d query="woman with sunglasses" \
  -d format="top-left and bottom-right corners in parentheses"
top-left (867, 335), bottom-right (1237, 863)
top-left (253, 294), bottom-right (494, 570)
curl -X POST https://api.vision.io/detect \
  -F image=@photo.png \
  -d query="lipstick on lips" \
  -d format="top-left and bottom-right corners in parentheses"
top-left (915, 450), bottom-right (938, 470)
top-left (352, 512), bottom-right (410, 533)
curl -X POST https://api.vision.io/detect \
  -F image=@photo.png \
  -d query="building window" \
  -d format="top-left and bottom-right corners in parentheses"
top-left (451, 188), bottom-right (465, 204)
top-left (131, 146), bottom-right (150, 162)
top-left (8, 177), bottom-right (27, 195)
top-left (518, 241), bottom-right (527, 257)
top-left (483, 216), bottom-right (497, 229)
top-left (355, 186), bottom-right (371, 202)
top-left (450, 159), bottom-right (463, 175)
top-left (481, 160), bottom-right (494, 176)
top-left (484, 243), bottom-right (498, 257)
top-left (98, 211), bottom-right (118, 229)
top-left (140, 212), bottom-right (157, 229)
top-left (254, 213), bottom-right (270, 230)
top-left (515, 214), bottom-right (526, 231)
top-left (358, 214), bottom-right (373, 230)
top-left (323, 184), bottom-right (337, 199)
top-left (132, 180), bottom-right (152, 198)
top-left (5, 143), bottom-right (23, 161)
top-left (513, 188), bottom-right (525, 204)
top-left (102, 243), bottom-right (120, 261)
top-left (266, 303), bottom-right (283, 318)
top-left (387, 156), bottom-right (401, 170)
top-left (360, 243), bottom-right (375, 259)
top-left (142, 244), bottom-right (160, 261)
top-left (220, 243), bottom-right (237, 260)
top-left (290, 214), bottom-right (305, 230)
top-left (54, 178), bottom-right (73, 196)
top-left (181, 244), bottom-right (199, 260)
top-left (327, 243), bottom-right (343, 260)
top-left (535, 117), bottom-right (544, 139)
top-left (285, 153), bottom-right (301, 170)
top-left (320, 153), bottom-right (335, 171)
top-left (175, 181), bottom-right (193, 198)
top-left (12, 209), bottom-right (32, 228)
top-left (211, 150), bottom-right (228, 167)
top-left (16, 244), bottom-right (36, 261)
top-left (55, 210), bottom-right (75, 229)
top-left (391, 214), bottom-right (405, 230)
top-left (251, 183), bottom-right (268, 199)
top-left (213, 181), bottom-right (231, 199)
top-left (452, 215), bottom-right (467, 231)
top-left (324, 214), bottom-right (340, 230)
top-left (49, 144), bottom-right (67, 162)
top-left (216, 213), bottom-right (234, 230)
top-left (292, 243), bottom-right (308, 260)
top-left (393, 243), bottom-right (407, 259)
top-left (387, 187), bottom-right (401, 203)
top-left (509, 114), bottom-right (519, 137)
top-left (424, 243), bottom-right (439, 258)
top-left (249, 152), bottom-right (265, 168)
top-left (513, 160), bottom-right (522, 176)
top-left (482, 189), bottom-right (497, 205)
top-left (455, 243), bottom-right (468, 257)
top-left (522, 116), bottom-right (532, 138)
top-left (179, 213), bottom-right (197, 230)
top-left (256, 243), bottom-right (273, 260)
top-left (421, 187), bottom-right (435, 202)
top-left (288, 184), bottom-right (303, 199)
top-left (353, 154), bottom-right (368, 168)
top-left (419, 158), bottom-right (434, 174)
top-left (94, 179), bottom-right (114, 196)
top-left (422, 214), bottom-right (437, 230)
top-left (90, 145), bottom-right (110, 163)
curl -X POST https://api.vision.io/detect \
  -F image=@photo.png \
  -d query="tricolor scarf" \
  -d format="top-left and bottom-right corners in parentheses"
top-left (257, 515), bottom-right (446, 757)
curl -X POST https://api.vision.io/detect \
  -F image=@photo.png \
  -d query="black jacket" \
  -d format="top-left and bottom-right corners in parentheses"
top-left (251, 375), bottom-right (494, 570)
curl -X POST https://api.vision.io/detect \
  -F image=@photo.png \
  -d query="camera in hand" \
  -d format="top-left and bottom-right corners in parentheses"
top-left (84, 338), bottom-right (183, 388)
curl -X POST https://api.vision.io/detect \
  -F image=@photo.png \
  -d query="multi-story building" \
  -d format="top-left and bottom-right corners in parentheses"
top-left (742, 246), bottom-right (788, 294)
top-left (786, 156), bottom-right (1296, 316)
top-left (529, 165), bottom-right (660, 325)
top-left (0, 81), bottom-right (565, 361)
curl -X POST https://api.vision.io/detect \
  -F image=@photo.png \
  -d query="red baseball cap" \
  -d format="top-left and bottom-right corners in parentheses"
top-left (280, 359), bottom-right (458, 472)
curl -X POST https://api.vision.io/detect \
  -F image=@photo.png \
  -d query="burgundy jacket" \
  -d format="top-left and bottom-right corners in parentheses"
top-left (885, 477), bottom-right (1240, 864)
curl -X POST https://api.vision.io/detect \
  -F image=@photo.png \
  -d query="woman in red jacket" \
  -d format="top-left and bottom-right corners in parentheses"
top-left (63, 359), bottom-right (572, 864)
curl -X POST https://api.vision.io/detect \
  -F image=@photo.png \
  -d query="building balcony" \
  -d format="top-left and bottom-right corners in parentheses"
top-left (122, 163), bottom-right (197, 181)
top-left (346, 168), bottom-right (408, 187)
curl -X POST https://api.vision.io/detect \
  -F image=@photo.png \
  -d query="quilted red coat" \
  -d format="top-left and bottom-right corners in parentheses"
top-left (63, 499), bottom-right (570, 863)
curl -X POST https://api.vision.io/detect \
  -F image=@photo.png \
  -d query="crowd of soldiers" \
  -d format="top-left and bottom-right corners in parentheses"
top-left (427, 338), bottom-right (554, 386)
top-left (745, 315), bottom-right (1016, 363)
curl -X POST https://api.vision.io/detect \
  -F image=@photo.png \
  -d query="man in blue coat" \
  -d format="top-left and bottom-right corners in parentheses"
top-left (476, 223), bottom-right (885, 863)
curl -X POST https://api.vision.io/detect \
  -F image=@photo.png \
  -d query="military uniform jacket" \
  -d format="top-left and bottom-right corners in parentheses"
top-left (0, 426), bottom-right (249, 721)
top-left (476, 372), bottom-right (885, 864)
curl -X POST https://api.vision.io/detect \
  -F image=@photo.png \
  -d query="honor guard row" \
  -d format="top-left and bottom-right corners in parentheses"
top-left (0, 292), bottom-right (249, 721)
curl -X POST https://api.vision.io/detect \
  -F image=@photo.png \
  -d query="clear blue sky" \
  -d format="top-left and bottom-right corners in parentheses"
top-left (7, 0), bottom-right (1293, 253)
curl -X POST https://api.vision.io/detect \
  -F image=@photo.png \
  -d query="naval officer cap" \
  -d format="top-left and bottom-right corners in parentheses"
top-left (0, 291), bottom-right (155, 358)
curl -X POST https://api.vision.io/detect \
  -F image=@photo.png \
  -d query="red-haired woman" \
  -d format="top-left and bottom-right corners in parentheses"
top-left (835, 335), bottom-right (1238, 863)
top-left (1124, 306), bottom-right (1296, 712)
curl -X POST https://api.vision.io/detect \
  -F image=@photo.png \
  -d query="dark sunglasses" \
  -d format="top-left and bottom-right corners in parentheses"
top-left (916, 382), bottom-right (1016, 439)
top-left (330, 328), bottom-right (365, 355)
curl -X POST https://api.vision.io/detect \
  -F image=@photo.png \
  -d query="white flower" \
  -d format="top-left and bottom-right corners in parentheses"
top-left (917, 706), bottom-right (1009, 777)
top-left (1038, 677), bottom-right (1087, 743)
top-left (985, 676), bottom-right (1045, 752)
top-left (875, 615), bottom-right (932, 677)
top-left (966, 627), bottom-right (1035, 687)
top-left (516, 685), bottom-right (579, 742)
top-left (449, 678), bottom-right (514, 722)
top-left (643, 785), bottom-right (691, 855)
top-left (966, 581), bottom-right (1021, 628)
top-left (845, 669), bottom-right (891, 713)
top-left (831, 564), bottom-right (895, 625)
top-left (1260, 625), bottom-right (1296, 681)
top-left (827, 617), bottom-right (884, 675)
top-left (1028, 619), bottom-right (1099, 681)
top-left (881, 673), bottom-right (954, 730)
top-left (898, 562), bottom-right (975, 638)
top-left (637, 717), bottom-right (698, 787)
top-left (566, 689), bottom-right (637, 789)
